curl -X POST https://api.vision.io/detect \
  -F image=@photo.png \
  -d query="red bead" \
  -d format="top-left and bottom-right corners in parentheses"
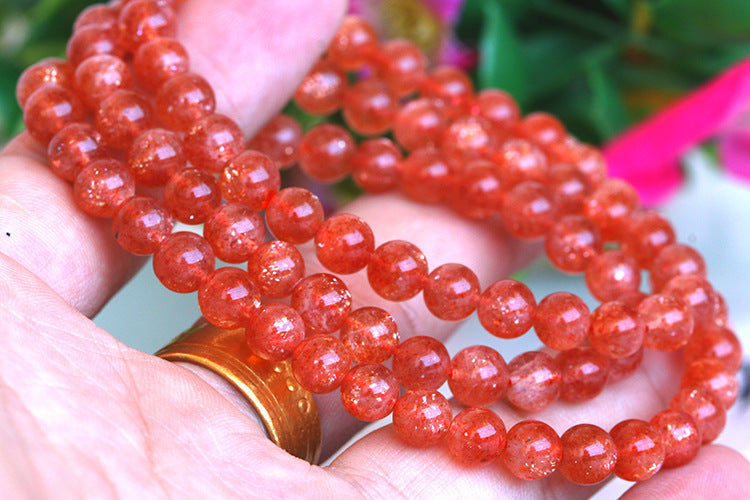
top-left (220, 150), bottom-right (280, 211)
top-left (547, 162), bottom-right (593, 216)
top-left (155, 73), bottom-right (216, 131)
top-left (246, 303), bottom-right (305, 362)
top-left (474, 89), bottom-right (520, 131)
top-left (501, 181), bottom-right (557, 239)
top-left (133, 37), bottom-right (189, 91)
top-left (684, 324), bottom-right (742, 372)
top-left (265, 188), bottom-right (324, 244)
top-left (650, 410), bottom-right (701, 468)
top-left (74, 4), bottom-right (119, 32)
top-left (127, 128), bottom-right (185, 186)
top-left (152, 231), bottom-right (214, 293)
top-left (291, 273), bottom-right (352, 334)
top-left (393, 98), bottom-right (447, 151)
top-left (477, 279), bottom-right (536, 339)
top-left (118, 0), bottom-right (176, 50)
top-left (23, 85), bottom-right (85, 144)
top-left (448, 345), bottom-right (509, 407)
top-left (293, 59), bottom-right (347, 115)
top-left (112, 195), bottom-right (173, 255)
top-left (423, 263), bottom-right (480, 321)
top-left (298, 124), bottom-right (355, 183)
top-left (73, 158), bottom-right (135, 217)
top-left (649, 243), bottom-right (706, 292)
top-left (450, 159), bottom-right (504, 220)
top-left (203, 203), bottom-right (265, 264)
top-left (557, 346), bottom-right (609, 402)
top-left (292, 334), bottom-right (351, 393)
top-left (607, 347), bottom-right (644, 384)
top-left (669, 387), bottom-right (726, 444)
top-left (552, 141), bottom-right (607, 188)
top-left (66, 25), bottom-right (124, 67)
top-left (421, 66), bottom-right (473, 117)
top-left (610, 419), bottom-right (664, 481)
top-left (198, 267), bottom-right (260, 330)
top-left (447, 408), bottom-right (507, 464)
top-left (495, 138), bottom-right (548, 188)
top-left (47, 123), bottom-right (107, 182)
top-left (662, 274), bottom-right (717, 327)
top-left (393, 336), bottom-right (450, 391)
top-left (503, 420), bottom-right (562, 480)
top-left (546, 215), bottom-right (603, 273)
top-left (622, 211), bottom-right (676, 268)
top-left (247, 240), bottom-right (305, 299)
top-left (393, 390), bottom-right (452, 447)
top-left (352, 138), bottom-right (403, 193)
top-left (16, 58), bottom-right (74, 107)
top-left (639, 294), bottom-right (694, 352)
top-left (367, 240), bottom-right (428, 301)
top-left (681, 359), bottom-right (738, 408)
top-left (340, 307), bottom-right (399, 364)
top-left (184, 114), bottom-right (245, 174)
top-left (583, 178), bottom-right (639, 241)
top-left (342, 80), bottom-right (397, 135)
top-left (585, 250), bottom-right (641, 302)
top-left (559, 424), bottom-right (617, 485)
top-left (327, 16), bottom-right (378, 70)
top-left (534, 292), bottom-right (590, 351)
top-left (340, 364), bottom-right (399, 421)
top-left (400, 147), bottom-right (453, 204)
top-left (441, 116), bottom-right (494, 165)
top-left (163, 168), bottom-right (221, 224)
top-left (247, 114), bottom-right (302, 169)
top-left (517, 112), bottom-right (566, 147)
top-left (314, 214), bottom-right (375, 274)
top-left (506, 351), bottom-right (561, 412)
top-left (377, 39), bottom-right (426, 97)
top-left (95, 90), bottom-right (153, 150)
top-left (590, 301), bottom-right (645, 359)
top-left (74, 54), bottom-right (131, 111)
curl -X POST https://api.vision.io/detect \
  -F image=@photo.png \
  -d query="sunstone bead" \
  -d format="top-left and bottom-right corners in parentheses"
top-left (339, 307), bottom-right (399, 364)
top-left (448, 345), bottom-right (509, 407)
top-left (650, 410), bottom-right (701, 468)
top-left (246, 303), bottom-right (305, 362)
top-left (441, 115), bottom-right (494, 165)
top-left (501, 181), bottom-right (557, 240)
top-left (589, 301), bottom-right (645, 359)
top-left (610, 419), bottom-right (664, 482)
top-left (447, 408), bottom-right (507, 465)
top-left (291, 334), bottom-right (351, 393)
top-left (622, 211), bottom-right (676, 268)
top-left (547, 163), bottom-right (592, 216)
top-left (74, 4), bottom-right (119, 32)
top-left (583, 178), bottom-right (639, 241)
top-left (48, 123), bottom-right (108, 182)
top-left (66, 25), bottom-right (124, 67)
top-left (545, 214), bottom-right (603, 273)
top-left (351, 138), bottom-right (403, 193)
top-left (607, 347), bottom-right (644, 384)
top-left (474, 89), bottom-right (520, 131)
top-left (559, 424), bottom-right (617, 485)
top-left (294, 59), bottom-right (347, 115)
top-left (220, 150), bottom-right (280, 211)
top-left (669, 386), bottom-right (726, 444)
top-left (163, 168), bottom-right (221, 224)
top-left (502, 420), bottom-right (562, 480)
top-left (393, 336), bottom-right (450, 391)
top-left (184, 114), bottom-right (245, 174)
top-left (377, 39), bottom-right (426, 97)
top-left (133, 37), bottom-right (189, 91)
top-left (557, 346), bottom-right (609, 402)
top-left (340, 363), bottom-right (399, 421)
top-left (450, 159), bottom-right (504, 220)
top-left (367, 240), bottom-right (428, 301)
top-left (400, 147), bottom-right (453, 203)
top-left (585, 250), bottom-right (641, 302)
top-left (516, 112), bottom-right (566, 147)
top-left (327, 16), bottom-right (378, 70)
top-left (118, 0), bottom-right (176, 51)
top-left (155, 73), bottom-right (216, 131)
top-left (684, 324), bottom-right (742, 372)
top-left (247, 240), bottom-right (305, 298)
top-left (421, 66), bottom-right (473, 118)
top-left (247, 114), bottom-right (302, 169)
top-left (314, 213), bottom-right (375, 274)
top-left (265, 188), bottom-right (325, 245)
top-left (494, 138), bottom-right (548, 188)
top-left (423, 263), bottom-right (480, 321)
top-left (534, 291), bottom-right (590, 351)
top-left (393, 98), bottom-right (447, 151)
top-left (290, 273), bottom-right (352, 334)
top-left (639, 294), bottom-right (694, 351)
top-left (24, 84), bottom-right (85, 144)
top-left (152, 231), bottom-right (214, 293)
top-left (203, 203), bottom-right (265, 264)
top-left (74, 54), bottom-right (131, 110)
top-left (649, 243), bottom-right (707, 292)
top-left (112, 195), bottom-right (173, 255)
top-left (564, 142), bottom-right (608, 187)
top-left (298, 123), bottom-right (355, 183)
top-left (198, 267), bottom-right (260, 330)
top-left (681, 359), bottom-right (738, 408)
top-left (662, 274), bottom-right (717, 327)
top-left (506, 351), bottom-right (561, 412)
top-left (392, 390), bottom-right (452, 447)
top-left (73, 158), bottom-right (135, 217)
top-left (16, 58), bottom-right (74, 107)
top-left (127, 128), bottom-right (185, 186)
top-left (342, 80), bottom-right (397, 135)
top-left (477, 279), bottom-right (535, 339)
top-left (95, 89), bottom-right (154, 150)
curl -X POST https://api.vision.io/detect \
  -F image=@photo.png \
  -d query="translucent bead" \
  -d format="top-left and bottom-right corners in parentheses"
top-left (112, 196), bottom-right (173, 255)
top-left (501, 181), bottom-right (557, 240)
top-left (590, 301), bottom-right (645, 359)
top-left (367, 240), bottom-right (428, 301)
top-left (638, 294), bottom-right (694, 352)
top-left (127, 128), bottom-right (185, 186)
top-left (516, 112), bottom-right (566, 147)
top-left (163, 168), bottom-right (221, 224)
top-left (712, 292), bottom-right (730, 327)
top-left (393, 98), bottom-right (447, 151)
top-left (16, 58), bottom-right (74, 107)
top-left (622, 211), bottom-right (676, 268)
top-left (649, 243), bottom-right (706, 292)
top-left (608, 347), bottom-right (644, 384)
top-left (477, 279), bottom-right (536, 339)
top-left (669, 387), bottom-right (726, 444)
top-left (291, 334), bottom-right (351, 393)
top-left (583, 179), bottom-right (639, 241)
top-left (73, 158), bottom-right (135, 217)
top-left (557, 346), bottom-right (609, 402)
top-left (506, 351), bottom-right (561, 412)
top-left (204, 203), bottom-right (265, 264)
top-left (392, 336), bottom-right (450, 391)
top-left (534, 291), bottom-right (591, 351)
top-left (95, 90), bottom-right (153, 150)
top-left (47, 123), bottom-right (107, 182)
top-left (377, 39), bottom-right (426, 97)
top-left (352, 138), bottom-right (403, 193)
top-left (118, 0), bottom-right (176, 50)
top-left (247, 240), bottom-right (305, 298)
top-left (184, 114), bottom-right (245, 174)
top-left (474, 89), bottom-right (520, 131)
top-left (23, 85), bottom-right (85, 143)
top-left (314, 213), bottom-right (375, 274)
top-left (74, 4), bottom-right (119, 32)
top-left (447, 408), bottom-right (507, 464)
top-left (74, 54), bottom-right (131, 110)
top-left (400, 147), bottom-right (453, 204)
top-left (681, 359), bottom-right (738, 408)
top-left (502, 420), bottom-right (562, 480)
top-left (327, 16), bottom-right (378, 70)
top-left (423, 263), bottom-right (479, 321)
top-left (340, 307), bottom-right (399, 364)
top-left (392, 390), bottom-right (452, 447)
top-left (441, 115), bottom-right (494, 165)
top-left (220, 150), bottom-right (280, 211)
top-left (133, 37), bottom-right (189, 91)
top-left (650, 410), bottom-right (701, 468)
top-left (662, 274), bottom-right (717, 326)
top-left (549, 140), bottom-right (607, 187)
top-left (152, 231), bottom-right (214, 293)
top-left (494, 138), bottom-right (548, 188)
top-left (545, 215), bottom-right (603, 273)
top-left (291, 273), bottom-right (352, 334)
top-left (448, 345), bottom-right (509, 407)
top-left (293, 59), bottom-right (347, 115)
top-left (684, 324), bottom-right (742, 372)
top-left (246, 303), bottom-right (305, 362)
top-left (421, 66), bottom-right (473, 118)
top-left (342, 80), bottom-right (397, 135)
top-left (585, 250), bottom-right (640, 302)
top-left (265, 188), bottom-right (324, 244)
top-left (547, 162), bottom-right (592, 215)
top-left (450, 159), bottom-right (504, 219)
top-left (559, 424), bottom-right (617, 485)
top-left (247, 114), bottom-right (302, 169)
top-left (155, 73), bottom-right (215, 131)
top-left (66, 25), bottom-right (124, 67)
top-left (198, 267), bottom-right (260, 330)
top-left (298, 124), bottom-right (355, 182)
top-left (341, 363), bottom-right (399, 421)
top-left (610, 419), bottom-right (664, 482)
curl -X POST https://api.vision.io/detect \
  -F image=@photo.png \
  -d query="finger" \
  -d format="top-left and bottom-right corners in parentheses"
top-left (0, 0), bottom-right (347, 316)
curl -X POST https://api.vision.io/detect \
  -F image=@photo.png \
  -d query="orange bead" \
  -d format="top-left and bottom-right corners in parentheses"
top-left (477, 279), bottom-right (536, 339)
top-left (292, 334), bottom-right (351, 393)
top-left (583, 178), bottom-right (639, 241)
top-left (393, 336), bottom-right (450, 391)
top-left (610, 419), bottom-right (664, 481)
top-left (684, 324), bottom-right (742, 372)
top-left (650, 410), bottom-right (701, 468)
top-left (127, 128), bottom-right (185, 186)
top-left (450, 159), bottom-right (504, 219)
top-left (16, 58), bottom-right (74, 107)
top-left (220, 150), bottom-right (280, 211)
top-left (342, 80), bottom-right (397, 135)
top-left (47, 123), bottom-right (108, 182)
top-left (681, 359), bottom-right (738, 408)
top-left (559, 424), bottom-right (617, 485)
top-left (547, 163), bottom-right (592, 216)
top-left (23, 84), bottom-right (85, 144)
top-left (112, 195), bottom-right (173, 255)
top-left (155, 73), bottom-right (216, 131)
top-left (95, 89), bottom-right (153, 150)
top-left (501, 181), bottom-right (557, 240)
top-left (184, 114), bottom-right (245, 174)
top-left (133, 37), bottom-right (189, 91)
top-left (503, 421), bottom-right (562, 480)
top-left (447, 408), bottom-right (507, 464)
top-left (377, 39), bottom-right (426, 97)
top-left (73, 158), bottom-right (135, 217)
top-left (367, 240), bottom-right (428, 301)
top-left (393, 98), bottom-right (447, 151)
top-left (247, 240), bottom-right (305, 299)
top-left (351, 138), bottom-right (403, 193)
top-left (622, 210), bottom-right (676, 268)
top-left (649, 243), bottom-right (707, 292)
top-left (246, 114), bottom-right (302, 169)
top-left (246, 303), bottom-right (305, 362)
top-left (557, 346), bottom-right (609, 402)
top-left (400, 147), bottom-right (454, 203)
top-left (327, 16), bottom-right (378, 70)
top-left (474, 89), bottom-right (519, 130)
top-left (203, 203), bottom-right (265, 264)
top-left (421, 66), bottom-right (473, 118)
top-left (198, 267), bottom-right (260, 330)
top-left (339, 307), bottom-right (399, 364)
top-left (393, 390), bottom-right (452, 447)
top-left (341, 364), bottom-right (399, 421)
top-left (152, 231), bottom-right (214, 293)
top-left (314, 213), bottom-right (375, 274)
top-left (506, 351), bottom-right (561, 412)
top-left (534, 291), bottom-right (590, 351)
top-left (118, 0), bottom-right (176, 51)
top-left (291, 273), bottom-right (352, 334)
top-left (590, 301), bottom-right (645, 359)
top-left (516, 112), bottom-right (566, 147)
top-left (74, 4), bottom-right (119, 32)
top-left (669, 387), bottom-right (726, 444)
top-left (298, 124), bottom-right (355, 182)
top-left (66, 25), bottom-right (124, 67)
top-left (662, 274), bottom-right (717, 327)
top-left (74, 54), bottom-right (132, 110)
top-left (494, 138), bottom-right (548, 188)
top-left (265, 188), bottom-right (324, 244)
top-left (638, 294), bottom-right (694, 352)
top-left (448, 345), bottom-right (509, 407)
top-left (441, 115), bottom-right (494, 165)
top-left (585, 250), bottom-right (641, 302)
top-left (293, 59), bottom-right (347, 115)
top-left (608, 347), bottom-right (644, 384)
top-left (545, 215), bottom-right (603, 273)
top-left (163, 168), bottom-right (221, 224)
top-left (423, 263), bottom-right (480, 321)
top-left (548, 140), bottom-right (607, 188)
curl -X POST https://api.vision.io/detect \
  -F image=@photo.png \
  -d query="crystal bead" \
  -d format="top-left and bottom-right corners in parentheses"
top-left (152, 231), bottom-right (214, 293)
top-left (506, 351), bottom-right (561, 412)
top-left (340, 307), bottom-right (399, 364)
top-left (447, 408), bottom-right (506, 464)
top-left (610, 419), bottom-right (664, 481)
top-left (534, 291), bottom-right (590, 351)
top-left (662, 274), bottom-right (717, 327)
top-left (393, 390), bottom-right (452, 447)
top-left (155, 73), bottom-right (215, 131)
top-left (546, 215), bottom-right (603, 273)
top-left (516, 112), bottom-right (566, 147)
top-left (66, 25), bottom-right (124, 67)
top-left (47, 123), bottom-right (107, 182)
top-left (585, 250), bottom-right (641, 302)
top-left (441, 115), bottom-right (494, 165)
top-left (502, 420), bottom-right (562, 480)
top-left (95, 89), bottom-right (153, 150)
top-left (681, 359), bottom-right (738, 408)
top-left (327, 16), bottom-right (378, 70)
top-left (421, 66), bottom-right (473, 118)
top-left (501, 181), bottom-right (556, 240)
top-left (247, 240), bottom-right (305, 298)
top-left (583, 178), bottom-right (639, 241)
top-left (475, 89), bottom-right (520, 131)
top-left (298, 124), bottom-right (355, 183)
top-left (669, 387), bottom-right (726, 444)
top-left (393, 98), bottom-right (446, 151)
top-left (74, 4), bottom-right (119, 32)
top-left (557, 346), bottom-right (609, 402)
top-left (127, 128), bottom-right (185, 186)
top-left (684, 324), bottom-right (742, 372)
top-left (23, 85), bottom-right (85, 143)
top-left (220, 150), bottom-right (280, 211)
top-left (589, 301), bottom-right (645, 359)
top-left (265, 188), bottom-right (324, 244)
top-left (448, 345), bottom-right (509, 407)
top-left (650, 410), bottom-right (701, 468)
top-left (340, 364), bottom-right (399, 421)
top-left (74, 54), bottom-right (131, 110)
top-left (423, 263), bottom-right (480, 321)
top-left (246, 303), bottom-right (305, 362)
top-left (293, 59), bottom-right (347, 115)
top-left (477, 279), bottom-right (535, 339)
top-left (342, 80), bottom-right (397, 135)
top-left (559, 424), bottom-right (617, 485)
top-left (118, 0), bottom-right (176, 51)
top-left (290, 273), bottom-right (352, 334)
top-left (393, 336), bottom-right (450, 391)
top-left (203, 203), bottom-right (265, 264)
top-left (622, 211), bottom-right (676, 268)
top-left (73, 158), bottom-right (135, 217)
top-left (112, 195), bottom-right (173, 255)
top-left (246, 114), bottom-right (302, 169)
top-left (314, 213), bottom-right (375, 274)
top-left (400, 147), bottom-right (453, 203)
top-left (184, 114), bottom-right (245, 174)
top-left (450, 159), bottom-right (504, 220)
top-left (291, 334), bottom-right (350, 393)
top-left (607, 347), bottom-right (644, 384)
top-left (377, 39), bottom-right (426, 97)
top-left (495, 138), bottom-right (548, 188)
top-left (16, 58), bottom-right (74, 107)
top-left (547, 162), bottom-right (592, 216)
top-left (198, 267), bottom-right (260, 330)
top-left (133, 37), bottom-right (189, 91)
top-left (639, 294), bottom-right (694, 351)
top-left (351, 138), bottom-right (403, 193)
top-left (649, 243), bottom-right (707, 292)
top-left (163, 168), bottom-right (221, 224)
top-left (367, 240), bottom-right (428, 301)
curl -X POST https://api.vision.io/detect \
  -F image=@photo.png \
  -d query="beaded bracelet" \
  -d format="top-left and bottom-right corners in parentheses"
top-left (16, 0), bottom-right (743, 485)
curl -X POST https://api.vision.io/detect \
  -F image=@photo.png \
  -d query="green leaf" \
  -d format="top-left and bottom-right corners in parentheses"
top-left (585, 63), bottom-right (629, 141)
top-left (521, 31), bottom-right (594, 102)
top-left (601, 0), bottom-right (630, 18)
top-left (651, 0), bottom-right (750, 44)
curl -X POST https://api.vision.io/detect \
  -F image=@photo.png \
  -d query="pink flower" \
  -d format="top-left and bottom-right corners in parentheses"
top-left (603, 57), bottom-right (750, 205)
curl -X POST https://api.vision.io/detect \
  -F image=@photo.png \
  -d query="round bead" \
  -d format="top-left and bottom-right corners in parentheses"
top-left (448, 345), bottom-right (509, 407)
top-left (501, 181), bottom-right (557, 240)
top-left (585, 250), bottom-right (641, 302)
top-left (367, 240), bottom-right (428, 301)
top-left (198, 267), bottom-right (260, 330)
top-left (66, 25), bottom-right (124, 67)
top-left (681, 359), bottom-right (738, 408)
top-left (400, 147), bottom-right (453, 203)
top-left (589, 301), bottom-right (645, 359)
top-left (421, 66), bottom-right (473, 117)
top-left (684, 324), bottom-right (742, 372)
top-left (517, 112), bottom-right (566, 147)
top-left (298, 124), bottom-right (355, 183)
top-left (506, 351), bottom-right (561, 412)
top-left (377, 39), bottom-right (426, 97)
top-left (293, 59), bottom-right (347, 115)
top-left (327, 16), bottom-right (378, 70)
top-left (118, 0), bottom-right (176, 50)
top-left (204, 203), bottom-right (265, 264)
top-left (74, 54), bottom-right (132, 110)
top-left (47, 123), bottom-right (107, 182)
top-left (450, 159), bottom-right (504, 219)
top-left (669, 387), bottom-right (726, 444)
top-left (610, 419), bottom-right (664, 481)
top-left (534, 291), bottom-right (590, 351)
top-left (133, 37), bottom-right (189, 91)
top-left (314, 214), bottom-right (375, 274)
top-left (290, 273), bottom-right (352, 334)
top-left (639, 294), bottom-right (694, 351)
top-left (220, 150), bottom-right (280, 211)
top-left (423, 263), bottom-right (480, 321)
top-left (447, 408), bottom-right (507, 465)
top-left (352, 138), bottom-right (403, 193)
top-left (184, 114), bottom-right (245, 174)
top-left (163, 168), bottom-right (221, 224)
top-left (583, 179), bottom-right (639, 241)
top-left (265, 188), bottom-right (325, 244)
top-left (650, 410), bottom-right (701, 468)
top-left (155, 73), bottom-right (216, 131)
top-left (16, 58), bottom-right (74, 107)
top-left (342, 80), bottom-right (397, 135)
top-left (547, 162), bottom-right (593, 215)
top-left (546, 214), bottom-right (603, 274)
top-left (393, 98), bottom-right (447, 151)
top-left (502, 420), bottom-right (562, 480)
top-left (340, 364), bottom-right (399, 421)
top-left (247, 114), bottom-right (302, 169)
top-left (152, 232), bottom-right (214, 293)
top-left (392, 390), bottom-right (452, 447)
top-left (622, 211), bottom-right (676, 268)
top-left (95, 89), bottom-right (153, 150)
top-left (662, 274), bottom-right (717, 327)
top-left (475, 89), bottom-right (520, 131)
top-left (557, 346), bottom-right (609, 402)
top-left (246, 303), bottom-right (305, 362)
top-left (392, 336), bottom-right (450, 391)
top-left (247, 240), bottom-right (305, 299)
top-left (556, 141), bottom-right (608, 187)
top-left (23, 85), bottom-right (85, 143)
top-left (340, 307), bottom-right (399, 364)
top-left (291, 334), bottom-right (350, 393)
top-left (477, 279), bottom-right (536, 339)
top-left (608, 347), bottom-right (645, 384)
top-left (559, 424), bottom-right (617, 485)
top-left (112, 196), bottom-right (173, 255)
top-left (495, 138), bottom-right (548, 188)
top-left (127, 128), bottom-right (185, 186)
top-left (74, 4), bottom-right (118, 32)
top-left (441, 115), bottom-right (494, 165)
top-left (73, 158), bottom-right (135, 217)
top-left (649, 243), bottom-right (707, 292)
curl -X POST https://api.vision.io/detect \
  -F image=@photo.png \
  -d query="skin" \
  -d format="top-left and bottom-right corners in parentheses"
top-left (0, 1), bottom-right (749, 498)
